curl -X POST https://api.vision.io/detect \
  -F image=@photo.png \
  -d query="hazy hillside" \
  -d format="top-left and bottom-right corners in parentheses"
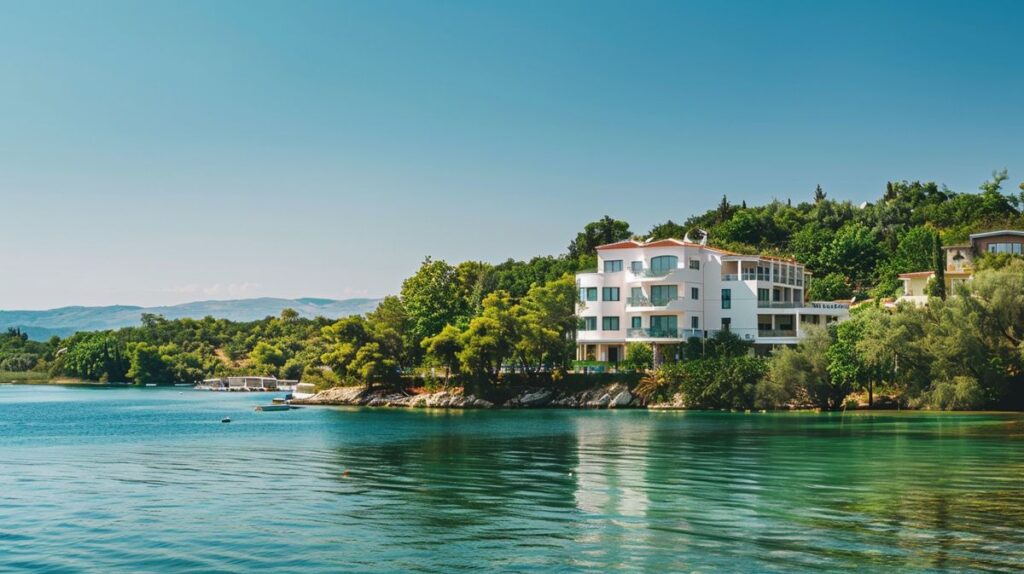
top-left (0, 297), bottom-right (381, 340)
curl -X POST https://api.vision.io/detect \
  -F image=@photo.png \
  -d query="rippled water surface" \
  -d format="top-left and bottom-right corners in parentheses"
top-left (1, 385), bottom-right (1022, 573)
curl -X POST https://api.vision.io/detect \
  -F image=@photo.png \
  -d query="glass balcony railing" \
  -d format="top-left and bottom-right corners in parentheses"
top-left (757, 301), bottom-right (803, 308)
top-left (741, 272), bottom-right (772, 281)
top-left (721, 274), bottom-right (738, 281)
top-left (758, 329), bottom-right (797, 337)
top-left (630, 267), bottom-right (673, 278)
top-left (626, 296), bottom-right (679, 307)
top-left (627, 328), bottom-right (704, 339)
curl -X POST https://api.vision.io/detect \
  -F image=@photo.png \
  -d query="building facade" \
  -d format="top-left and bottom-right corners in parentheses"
top-left (575, 238), bottom-right (850, 366)
top-left (896, 230), bottom-right (1024, 305)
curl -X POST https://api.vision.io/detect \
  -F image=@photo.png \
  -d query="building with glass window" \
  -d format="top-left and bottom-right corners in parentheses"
top-left (896, 229), bottom-right (1023, 306)
top-left (575, 238), bottom-right (850, 366)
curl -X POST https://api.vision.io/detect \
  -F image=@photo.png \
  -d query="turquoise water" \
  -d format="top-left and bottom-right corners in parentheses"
top-left (0, 386), bottom-right (1022, 573)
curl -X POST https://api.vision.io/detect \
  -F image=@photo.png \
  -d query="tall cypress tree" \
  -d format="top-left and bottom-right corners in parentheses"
top-left (930, 231), bottom-right (946, 299)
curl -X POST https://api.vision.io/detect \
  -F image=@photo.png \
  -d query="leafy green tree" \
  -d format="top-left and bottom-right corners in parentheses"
top-left (513, 274), bottom-right (577, 374)
top-left (365, 296), bottom-right (416, 369)
top-left (621, 342), bottom-right (654, 372)
top-left (400, 257), bottom-right (466, 344)
top-left (566, 216), bottom-right (631, 259)
top-left (348, 342), bottom-right (398, 389)
top-left (126, 342), bottom-right (168, 384)
top-left (250, 341), bottom-right (286, 376)
top-left (458, 291), bottom-right (517, 380)
top-left (810, 272), bottom-right (851, 301)
top-left (769, 326), bottom-right (849, 409)
top-left (422, 324), bottom-right (463, 385)
top-left (645, 220), bottom-right (688, 241)
top-left (790, 224), bottom-right (835, 273)
top-left (822, 223), bottom-right (883, 292)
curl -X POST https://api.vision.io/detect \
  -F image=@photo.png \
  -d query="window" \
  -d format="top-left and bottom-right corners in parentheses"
top-left (580, 316), bottom-right (597, 331)
top-left (630, 287), bottom-right (643, 301)
top-left (691, 287), bottom-right (699, 300)
top-left (689, 258), bottom-right (700, 270)
top-left (758, 288), bottom-right (770, 304)
top-left (649, 315), bottom-right (677, 337)
top-left (722, 288), bottom-right (731, 309)
top-left (604, 259), bottom-right (623, 273)
top-left (988, 242), bottom-right (1024, 254)
top-left (721, 317), bottom-right (731, 330)
top-left (602, 317), bottom-right (620, 331)
top-left (650, 255), bottom-right (678, 275)
top-left (691, 316), bottom-right (699, 330)
top-left (650, 285), bottom-right (678, 306)
top-left (631, 260), bottom-right (644, 274)
top-left (585, 287), bottom-right (598, 301)
top-left (602, 287), bottom-right (620, 301)
top-left (631, 316), bottom-right (642, 329)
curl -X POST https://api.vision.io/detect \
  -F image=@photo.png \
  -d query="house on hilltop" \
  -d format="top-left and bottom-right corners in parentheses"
top-left (896, 230), bottom-right (1024, 306)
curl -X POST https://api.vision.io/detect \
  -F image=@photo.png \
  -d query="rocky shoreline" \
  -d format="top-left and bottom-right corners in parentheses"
top-left (290, 383), bottom-right (667, 409)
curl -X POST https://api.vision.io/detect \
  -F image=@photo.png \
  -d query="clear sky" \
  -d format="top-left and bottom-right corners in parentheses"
top-left (2, 0), bottom-right (1022, 309)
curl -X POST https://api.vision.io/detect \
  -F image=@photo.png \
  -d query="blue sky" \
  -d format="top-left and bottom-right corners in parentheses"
top-left (2, 0), bottom-right (1022, 309)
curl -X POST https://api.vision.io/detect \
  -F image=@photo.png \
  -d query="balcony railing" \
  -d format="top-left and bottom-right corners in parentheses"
top-left (627, 328), bottom-right (704, 339)
top-left (741, 272), bottom-right (773, 282)
top-left (630, 267), bottom-right (673, 278)
top-left (626, 295), bottom-right (679, 307)
top-left (758, 329), bottom-right (797, 337)
top-left (757, 301), bottom-right (803, 308)
top-left (721, 274), bottom-right (738, 281)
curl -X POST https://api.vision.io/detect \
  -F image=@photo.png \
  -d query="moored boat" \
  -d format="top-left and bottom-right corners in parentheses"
top-left (254, 404), bottom-right (292, 412)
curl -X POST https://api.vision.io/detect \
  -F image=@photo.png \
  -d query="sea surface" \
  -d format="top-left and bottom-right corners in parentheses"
top-left (0, 385), bottom-right (1022, 573)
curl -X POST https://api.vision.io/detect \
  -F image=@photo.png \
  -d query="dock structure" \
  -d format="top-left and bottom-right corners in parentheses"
top-left (197, 376), bottom-right (297, 391)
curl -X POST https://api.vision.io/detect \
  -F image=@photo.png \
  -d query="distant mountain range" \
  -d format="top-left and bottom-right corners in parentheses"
top-left (0, 297), bottom-right (382, 340)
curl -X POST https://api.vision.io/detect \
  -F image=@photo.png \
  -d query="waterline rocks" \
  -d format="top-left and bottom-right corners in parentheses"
top-left (293, 387), bottom-right (493, 409)
top-left (293, 382), bottom-right (645, 410)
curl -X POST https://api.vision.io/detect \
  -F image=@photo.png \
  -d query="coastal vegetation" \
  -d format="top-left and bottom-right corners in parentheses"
top-left (2, 171), bottom-right (1023, 409)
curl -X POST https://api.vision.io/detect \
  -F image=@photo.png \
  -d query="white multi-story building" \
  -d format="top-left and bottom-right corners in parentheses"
top-left (576, 238), bottom-right (850, 365)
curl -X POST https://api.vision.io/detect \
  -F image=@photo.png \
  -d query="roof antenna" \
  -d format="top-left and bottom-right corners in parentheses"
top-left (683, 228), bottom-right (708, 246)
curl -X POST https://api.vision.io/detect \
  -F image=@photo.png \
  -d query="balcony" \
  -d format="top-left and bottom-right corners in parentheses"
top-left (757, 301), bottom-right (803, 309)
top-left (627, 328), bottom-right (703, 340)
top-left (629, 267), bottom-right (673, 278)
top-left (741, 272), bottom-right (773, 282)
top-left (626, 295), bottom-right (679, 308)
top-left (758, 329), bottom-right (797, 338)
top-left (721, 274), bottom-right (738, 281)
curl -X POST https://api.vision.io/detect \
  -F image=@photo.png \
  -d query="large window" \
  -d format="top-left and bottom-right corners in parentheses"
top-left (602, 317), bottom-right (620, 331)
top-left (987, 242), bottom-right (1024, 254)
top-left (649, 315), bottom-right (678, 337)
top-left (602, 287), bottom-right (620, 301)
top-left (580, 316), bottom-right (597, 331)
top-left (691, 287), bottom-right (699, 300)
top-left (650, 255), bottom-right (678, 275)
top-left (604, 259), bottom-right (623, 272)
top-left (650, 285), bottom-right (678, 305)
top-left (579, 287), bottom-right (597, 301)
top-left (722, 288), bottom-right (731, 309)
top-left (631, 316), bottom-right (642, 329)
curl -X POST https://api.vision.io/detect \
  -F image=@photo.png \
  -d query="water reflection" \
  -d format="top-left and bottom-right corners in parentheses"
top-left (0, 387), bottom-right (1022, 573)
